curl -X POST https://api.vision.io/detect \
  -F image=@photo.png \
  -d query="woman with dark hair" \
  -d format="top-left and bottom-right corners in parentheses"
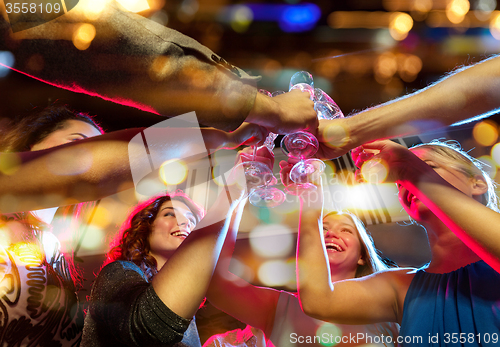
top-left (81, 187), bottom-right (249, 346)
top-left (0, 103), bottom-right (265, 346)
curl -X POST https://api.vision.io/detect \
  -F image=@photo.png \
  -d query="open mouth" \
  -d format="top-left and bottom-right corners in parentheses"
top-left (325, 242), bottom-right (344, 252)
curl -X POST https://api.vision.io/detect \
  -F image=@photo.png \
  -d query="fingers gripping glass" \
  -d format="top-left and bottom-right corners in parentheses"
top-left (281, 71), bottom-right (345, 191)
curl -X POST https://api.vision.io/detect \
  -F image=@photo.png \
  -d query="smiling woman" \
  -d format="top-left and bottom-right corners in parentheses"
top-left (81, 186), bottom-right (249, 347)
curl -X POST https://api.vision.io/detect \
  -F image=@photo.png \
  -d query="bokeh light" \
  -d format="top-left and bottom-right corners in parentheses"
top-left (389, 12), bottom-right (413, 40)
top-left (258, 259), bottom-right (294, 287)
top-left (316, 322), bottom-right (342, 347)
top-left (80, 225), bottom-right (105, 251)
top-left (159, 159), bottom-right (188, 186)
top-left (230, 5), bottom-right (253, 33)
top-left (72, 24), bottom-right (96, 51)
top-left (0, 153), bottom-right (20, 175)
top-left (489, 11), bottom-right (500, 39)
top-left (249, 224), bottom-right (294, 258)
top-left (360, 159), bottom-right (389, 184)
top-left (477, 155), bottom-right (497, 178)
top-left (491, 142), bottom-right (500, 166)
top-left (447, 0), bottom-right (470, 24)
top-left (472, 120), bottom-right (499, 146)
top-left (116, 0), bottom-right (150, 12)
top-left (0, 51), bottom-right (14, 78)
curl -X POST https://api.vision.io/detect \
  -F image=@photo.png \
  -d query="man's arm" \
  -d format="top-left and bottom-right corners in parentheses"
top-left (317, 54), bottom-right (500, 158)
top-left (1, 1), bottom-right (317, 133)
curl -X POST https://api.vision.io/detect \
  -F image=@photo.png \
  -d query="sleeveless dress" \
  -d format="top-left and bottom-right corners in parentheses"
top-left (399, 260), bottom-right (500, 346)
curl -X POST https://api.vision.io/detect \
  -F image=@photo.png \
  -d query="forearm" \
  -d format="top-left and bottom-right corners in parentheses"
top-left (405, 171), bottom-right (500, 272)
top-left (3, 2), bottom-right (258, 131)
top-left (0, 127), bottom-right (233, 212)
top-left (344, 55), bottom-right (500, 147)
top-left (296, 207), bottom-right (333, 316)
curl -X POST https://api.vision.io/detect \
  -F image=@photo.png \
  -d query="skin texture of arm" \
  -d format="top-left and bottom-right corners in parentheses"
top-left (316, 54), bottom-right (500, 159)
top-left (0, 124), bottom-right (265, 213)
top-left (353, 140), bottom-right (500, 273)
top-left (206, 200), bottom-right (281, 338)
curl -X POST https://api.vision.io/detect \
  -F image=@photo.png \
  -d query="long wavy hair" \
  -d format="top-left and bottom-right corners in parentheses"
top-left (323, 210), bottom-right (392, 278)
top-left (106, 191), bottom-right (205, 281)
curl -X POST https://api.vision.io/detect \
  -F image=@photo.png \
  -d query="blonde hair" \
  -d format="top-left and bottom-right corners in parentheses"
top-left (410, 140), bottom-right (499, 213)
top-left (323, 211), bottom-right (390, 278)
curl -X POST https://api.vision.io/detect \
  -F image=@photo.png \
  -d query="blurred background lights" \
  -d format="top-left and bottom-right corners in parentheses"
top-left (257, 259), bottom-right (294, 287)
top-left (78, 0), bottom-right (109, 20)
top-left (446, 0), bottom-right (471, 24)
top-left (361, 159), bottom-right (389, 184)
top-left (230, 5), bottom-right (253, 33)
top-left (316, 322), bottom-right (342, 347)
top-left (116, 0), bottom-right (150, 12)
top-left (0, 153), bottom-right (20, 175)
top-left (72, 24), bottom-right (96, 51)
top-left (472, 120), bottom-right (499, 146)
top-left (477, 155), bottom-right (497, 177)
top-left (80, 225), bottom-right (105, 251)
top-left (159, 159), bottom-right (188, 186)
top-left (491, 142), bottom-right (500, 166)
top-left (489, 11), bottom-right (500, 39)
top-left (0, 51), bottom-right (14, 78)
top-left (228, 257), bottom-right (255, 283)
top-left (389, 12), bottom-right (413, 40)
top-left (249, 224), bottom-right (293, 258)
top-left (90, 206), bottom-right (112, 228)
top-left (280, 3), bottom-right (321, 32)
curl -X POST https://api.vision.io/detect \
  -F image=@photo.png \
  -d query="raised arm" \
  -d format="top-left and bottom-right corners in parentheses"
top-left (206, 146), bottom-right (281, 336)
top-left (0, 2), bottom-right (317, 134)
top-left (0, 123), bottom-right (265, 213)
top-left (206, 200), bottom-right (281, 337)
top-left (353, 140), bottom-right (500, 273)
top-left (317, 54), bottom-right (500, 159)
top-left (294, 177), bottom-right (401, 325)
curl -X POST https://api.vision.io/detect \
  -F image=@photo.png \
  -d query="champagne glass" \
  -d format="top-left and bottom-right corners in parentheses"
top-left (281, 71), bottom-right (325, 190)
top-left (248, 132), bottom-right (286, 208)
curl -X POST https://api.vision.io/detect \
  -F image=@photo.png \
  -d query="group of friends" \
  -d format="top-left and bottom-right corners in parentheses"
top-left (1, 1), bottom-right (500, 346)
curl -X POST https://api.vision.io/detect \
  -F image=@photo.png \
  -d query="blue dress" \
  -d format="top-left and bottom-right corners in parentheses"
top-left (399, 260), bottom-right (500, 346)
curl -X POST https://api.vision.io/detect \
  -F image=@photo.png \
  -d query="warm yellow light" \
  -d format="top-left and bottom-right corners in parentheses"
top-left (72, 24), bottom-right (96, 51)
top-left (489, 12), bottom-right (500, 39)
top-left (477, 155), bottom-right (497, 178)
top-left (0, 153), bottom-right (20, 175)
top-left (472, 120), bottom-right (499, 146)
top-left (258, 260), bottom-right (294, 287)
top-left (447, 0), bottom-right (470, 23)
top-left (491, 142), bottom-right (500, 166)
top-left (389, 12), bottom-right (413, 40)
top-left (90, 206), bottom-right (111, 228)
top-left (231, 5), bottom-right (253, 33)
top-left (360, 158), bottom-right (389, 184)
top-left (159, 159), bottom-right (188, 186)
top-left (116, 0), bottom-right (150, 13)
